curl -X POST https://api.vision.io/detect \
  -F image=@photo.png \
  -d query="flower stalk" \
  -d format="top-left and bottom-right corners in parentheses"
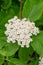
top-left (20, 0), bottom-right (22, 19)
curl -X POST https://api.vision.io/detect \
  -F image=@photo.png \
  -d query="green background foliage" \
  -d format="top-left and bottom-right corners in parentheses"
top-left (0, 0), bottom-right (43, 65)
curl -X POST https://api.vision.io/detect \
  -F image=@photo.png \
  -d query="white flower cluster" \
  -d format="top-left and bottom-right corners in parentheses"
top-left (5, 16), bottom-right (39, 48)
top-left (39, 57), bottom-right (43, 65)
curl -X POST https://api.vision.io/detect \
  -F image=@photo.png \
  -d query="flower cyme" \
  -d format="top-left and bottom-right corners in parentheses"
top-left (5, 16), bottom-right (39, 48)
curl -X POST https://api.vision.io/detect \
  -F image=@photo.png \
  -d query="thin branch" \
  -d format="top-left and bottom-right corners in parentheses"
top-left (20, 0), bottom-right (22, 19)
top-left (6, 59), bottom-right (15, 64)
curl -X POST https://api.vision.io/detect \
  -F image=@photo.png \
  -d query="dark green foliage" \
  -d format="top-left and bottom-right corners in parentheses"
top-left (0, 0), bottom-right (43, 65)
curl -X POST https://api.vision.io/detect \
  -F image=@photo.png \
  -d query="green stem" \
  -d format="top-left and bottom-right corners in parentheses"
top-left (20, 0), bottom-right (22, 19)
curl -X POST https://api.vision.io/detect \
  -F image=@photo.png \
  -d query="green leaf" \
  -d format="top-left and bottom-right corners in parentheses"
top-left (8, 58), bottom-right (27, 65)
top-left (29, 59), bottom-right (39, 65)
top-left (0, 8), bottom-right (15, 24)
top-left (8, 62), bottom-right (15, 65)
top-left (35, 16), bottom-right (43, 26)
top-left (22, 0), bottom-right (43, 21)
top-left (19, 47), bottom-right (30, 63)
top-left (28, 2), bottom-right (43, 21)
top-left (0, 8), bottom-right (15, 31)
top-left (31, 31), bottom-right (43, 57)
top-left (0, 54), bottom-right (4, 65)
top-left (19, 46), bottom-right (33, 63)
top-left (28, 0), bottom-right (43, 5)
top-left (22, 0), bottom-right (26, 5)
top-left (5, 60), bottom-right (14, 65)
top-left (12, 2), bottom-right (20, 16)
top-left (1, 0), bottom-right (12, 9)
top-left (32, 60), bottom-right (39, 65)
top-left (0, 43), bottom-right (19, 56)
top-left (0, 36), bottom-right (6, 49)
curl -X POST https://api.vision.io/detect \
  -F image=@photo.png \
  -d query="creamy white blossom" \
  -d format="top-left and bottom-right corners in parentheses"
top-left (5, 16), bottom-right (39, 48)
top-left (39, 57), bottom-right (43, 65)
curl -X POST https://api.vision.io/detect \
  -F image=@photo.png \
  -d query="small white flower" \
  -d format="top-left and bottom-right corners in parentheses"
top-left (5, 16), bottom-right (39, 48)
top-left (5, 23), bottom-right (8, 27)
top-left (39, 57), bottom-right (43, 65)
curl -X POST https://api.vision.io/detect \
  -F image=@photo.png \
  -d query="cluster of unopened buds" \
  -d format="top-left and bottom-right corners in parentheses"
top-left (39, 57), bottom-right (43, 65)
top-left (5, 16), bottom-right (39, 48)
